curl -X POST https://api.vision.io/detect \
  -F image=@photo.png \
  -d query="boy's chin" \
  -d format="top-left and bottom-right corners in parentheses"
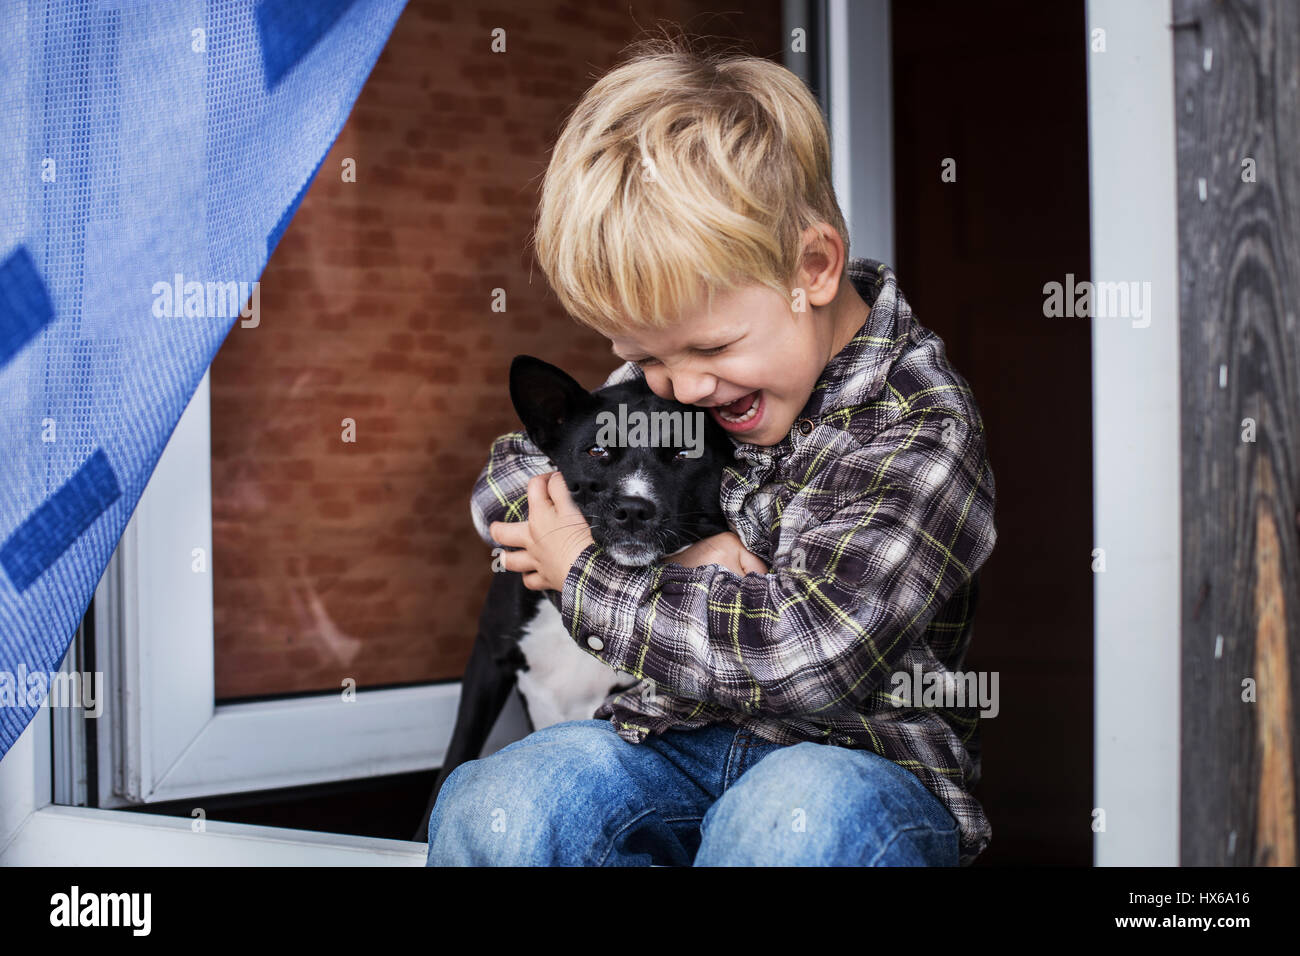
top-left (740, 419), bottom-right (785, 446)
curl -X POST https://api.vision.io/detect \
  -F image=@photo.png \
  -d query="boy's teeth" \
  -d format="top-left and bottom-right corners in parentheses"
top-left (722, 392), bottom-right (757, 415)
top-left (718, 392), bottom-right (760, 422)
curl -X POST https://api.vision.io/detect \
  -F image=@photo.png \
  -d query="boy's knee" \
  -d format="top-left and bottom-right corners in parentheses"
top-left (697, 742), bottom-right (957, 866)
top-left (741, 741), bottom-right (948, 825)
top-left (426, 719), bottom-right (635, 865)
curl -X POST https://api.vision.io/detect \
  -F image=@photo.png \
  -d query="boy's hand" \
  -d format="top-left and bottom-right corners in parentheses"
top-left (490, 472), bottom-right (595, 592)
top-left (667, 531), bottom-right (768, 577)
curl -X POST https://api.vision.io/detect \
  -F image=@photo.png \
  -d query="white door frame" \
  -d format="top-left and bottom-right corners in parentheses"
top-left (1085, 0), bottom-right (1181, 866)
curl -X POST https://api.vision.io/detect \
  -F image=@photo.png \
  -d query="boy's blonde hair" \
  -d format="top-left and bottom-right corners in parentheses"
top-left (531, 32), bottom-right (849, 338)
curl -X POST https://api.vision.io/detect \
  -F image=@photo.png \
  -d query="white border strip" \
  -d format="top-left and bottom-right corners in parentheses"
top-left (828, 0), bottom-right (894, 263)
top-left (3, 805), bottom-right (425, 866)
top-left (1086, 0), bottom-right (1181, 865)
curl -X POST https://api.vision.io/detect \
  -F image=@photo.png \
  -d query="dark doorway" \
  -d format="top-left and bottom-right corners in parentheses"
top-left (892, 0), bottom-right (1094, 864)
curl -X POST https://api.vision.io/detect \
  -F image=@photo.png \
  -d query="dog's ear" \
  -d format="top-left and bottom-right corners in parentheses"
top-left (509, 355), bottom-right (592, 452)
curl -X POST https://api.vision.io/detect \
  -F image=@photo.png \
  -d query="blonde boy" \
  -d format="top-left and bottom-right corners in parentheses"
top-left (426, 34), bottom-right (998, 866)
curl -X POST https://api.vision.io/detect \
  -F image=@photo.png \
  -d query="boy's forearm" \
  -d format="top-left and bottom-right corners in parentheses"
top-left (557, 412), bottom-right (998, 719)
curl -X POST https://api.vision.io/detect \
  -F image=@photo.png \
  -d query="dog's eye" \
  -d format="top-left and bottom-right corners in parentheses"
top-left (587, 445), bottom-right (609, 459)
top-left (674, 449), bottom-right (691, 461)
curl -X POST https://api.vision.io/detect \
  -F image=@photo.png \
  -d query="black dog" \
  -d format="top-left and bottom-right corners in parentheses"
top-left (415, 355), bottom-right (735, 841)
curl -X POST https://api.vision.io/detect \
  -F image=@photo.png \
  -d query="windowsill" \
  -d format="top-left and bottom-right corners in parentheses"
top-left (0, 805), bottom-right (427, 866)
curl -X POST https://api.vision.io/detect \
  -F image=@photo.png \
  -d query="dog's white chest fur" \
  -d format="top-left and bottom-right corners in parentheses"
top-left (515, 599), bottom-right (638, 729)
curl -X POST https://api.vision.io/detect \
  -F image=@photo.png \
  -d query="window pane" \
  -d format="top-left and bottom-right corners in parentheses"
top-left (208, 5), bottom-right (783, 701)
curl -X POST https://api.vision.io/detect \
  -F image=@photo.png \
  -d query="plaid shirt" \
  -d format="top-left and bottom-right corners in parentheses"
top-left (470, 258), bottom-right (998, 864)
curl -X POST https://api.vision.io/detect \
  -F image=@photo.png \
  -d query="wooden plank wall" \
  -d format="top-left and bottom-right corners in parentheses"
top-left (1174, 0), bottom-right (1299, 866)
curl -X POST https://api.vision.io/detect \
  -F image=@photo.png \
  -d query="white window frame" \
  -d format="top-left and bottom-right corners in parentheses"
top-left (89, 367), bottom-right (527, 810)
top-left (0, 672), bottom-right (413, 862)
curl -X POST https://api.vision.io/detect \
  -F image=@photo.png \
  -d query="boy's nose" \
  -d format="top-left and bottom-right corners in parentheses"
top-left (667, 370), bottom-right (717, 406)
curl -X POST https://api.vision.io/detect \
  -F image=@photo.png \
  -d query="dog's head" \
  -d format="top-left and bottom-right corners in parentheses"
top-left (509, 355), bottom-right (735, 567)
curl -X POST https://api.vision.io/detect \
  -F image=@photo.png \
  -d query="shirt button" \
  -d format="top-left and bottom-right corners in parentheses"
top-left (587, 636), bottom-right (604, 651)
top-left (797, 418), bottom-right (814, 435)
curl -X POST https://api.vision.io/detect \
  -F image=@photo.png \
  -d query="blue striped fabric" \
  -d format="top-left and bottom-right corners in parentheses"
top-left (0, 0), bottom-right (408, 760)
top-left (0, 449), bottom-right (122, 594)
top-left (256, 0), bottom-right (360, 89)
top-left (0, 247), bottom-right (55, 368)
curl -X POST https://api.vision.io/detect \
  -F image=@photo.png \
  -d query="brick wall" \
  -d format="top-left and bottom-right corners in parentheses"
top-left (211, 0), bottom-right (784, 699)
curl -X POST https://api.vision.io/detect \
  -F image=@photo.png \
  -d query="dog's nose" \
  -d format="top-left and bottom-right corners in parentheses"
top-left (611, 495), bottom-right (657, 529)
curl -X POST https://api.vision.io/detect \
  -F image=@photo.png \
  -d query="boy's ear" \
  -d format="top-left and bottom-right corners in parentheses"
top-left (509, 355), bottom-right (592, 452)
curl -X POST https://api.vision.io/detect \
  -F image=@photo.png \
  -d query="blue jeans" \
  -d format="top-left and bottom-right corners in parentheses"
top-left (425, 718), bottom-right (959, 866)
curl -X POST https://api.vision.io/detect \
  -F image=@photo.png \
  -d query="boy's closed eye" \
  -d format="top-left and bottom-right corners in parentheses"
top-left (633, 343), bottom-right (730, 367)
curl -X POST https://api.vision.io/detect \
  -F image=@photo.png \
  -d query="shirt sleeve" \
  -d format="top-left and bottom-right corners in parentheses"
top-left (557, 408), bottom-right (998, 719)
top-left (468, 429), bottom-right (552, 549)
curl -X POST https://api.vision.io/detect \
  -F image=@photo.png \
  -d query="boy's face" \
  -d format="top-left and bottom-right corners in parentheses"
top-left (608, 277), bottom-right (861, 447)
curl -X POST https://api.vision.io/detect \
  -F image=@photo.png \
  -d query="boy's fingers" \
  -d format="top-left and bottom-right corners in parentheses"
top-left (527, 472), bottom-right (556, 512)
top-left (501, 549), bottom-right (538, 573)
top-left (546, 471), bottom-right (576, 511)
top-left (489, 520), bottom-right (529, 547)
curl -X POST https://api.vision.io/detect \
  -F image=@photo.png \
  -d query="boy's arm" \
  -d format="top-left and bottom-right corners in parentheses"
top-left (558, 408), bottom-right (997, 718)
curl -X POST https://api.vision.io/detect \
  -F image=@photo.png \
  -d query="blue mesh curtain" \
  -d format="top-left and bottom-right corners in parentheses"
top-left (0, 0), bottom-right (408, 759)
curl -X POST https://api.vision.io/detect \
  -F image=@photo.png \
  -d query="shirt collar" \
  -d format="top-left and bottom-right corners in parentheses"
top-left (798, 256), bottom-right (910, 419)
top-left (731, 256), bottom-right (910, 464)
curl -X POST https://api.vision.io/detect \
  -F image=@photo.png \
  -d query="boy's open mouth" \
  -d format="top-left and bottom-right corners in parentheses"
top-left (711, 390), bottom-right (763, 431)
